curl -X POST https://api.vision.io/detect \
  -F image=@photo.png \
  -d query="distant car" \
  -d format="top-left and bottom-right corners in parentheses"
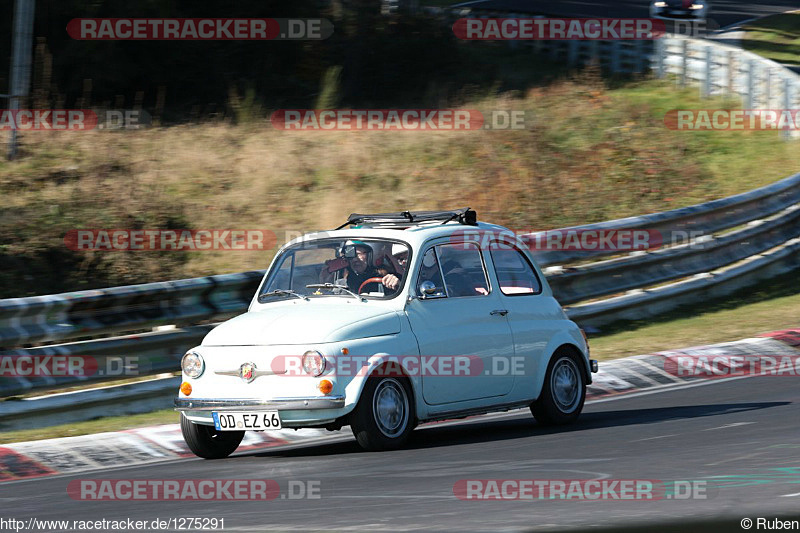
top-left (175, 209), bottom-right (597, 458)
top-left (650, 0), bottom-right (710, 22)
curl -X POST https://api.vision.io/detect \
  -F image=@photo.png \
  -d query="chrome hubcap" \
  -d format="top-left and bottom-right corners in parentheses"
top-left (373, 378), bottom-right (409, 438)
top-left (551, 357), bottom-right (581, 413)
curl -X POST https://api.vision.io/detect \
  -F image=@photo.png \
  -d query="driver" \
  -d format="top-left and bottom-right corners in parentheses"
top-left (322, 241), bottom-right (401, 295)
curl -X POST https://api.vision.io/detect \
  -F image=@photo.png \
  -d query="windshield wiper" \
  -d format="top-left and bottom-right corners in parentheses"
top-left (305, 283), bottom-right (364, 301)
top-left (258, 289), bottom-right (308, 302)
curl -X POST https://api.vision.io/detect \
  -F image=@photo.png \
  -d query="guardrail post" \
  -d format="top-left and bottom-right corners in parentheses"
top-left (7, 0), bottom-right (37, 160)
top-left (588, 39), bottom-right (599, 67)
top-left (633, 39), bottom-right (644, 73)
top-left (703, 45), bottom-right (712, 97)
top-left (765, 68), bottom-right (772, 108)
top-left (533, 37), bottom-right (542, 55)
top-left (567, 39), bottom-right (578, 66)
top-left (680, 40), bottom-right (689, 87)
top-left (611, 40), bottom-right (621, 73)
top-left (783, 77), bottom-right (792, 141)
top-left (508, 14), bottom-right (519, 51)
top-left (746, 59), bottom-right (755, 109)
top-left (655, 37), bottom-right (666, 78)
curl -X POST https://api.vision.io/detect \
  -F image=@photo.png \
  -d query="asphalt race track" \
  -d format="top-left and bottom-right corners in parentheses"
top-left (454, 0), bottom-right (800, 29)
top-left (2, 376), bottom-right (799, 531)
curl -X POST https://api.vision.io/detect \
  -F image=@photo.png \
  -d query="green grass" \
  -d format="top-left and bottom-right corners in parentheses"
top-left (742, 11), bottom-right (800, 66)
top-left (0, 409), bottom-right (179, 445)
top-left (588, 271), bottom-right (800, 360)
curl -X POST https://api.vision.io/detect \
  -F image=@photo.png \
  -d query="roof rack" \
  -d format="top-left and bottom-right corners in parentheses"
top-left (334, 208), bottom-right (477, 230)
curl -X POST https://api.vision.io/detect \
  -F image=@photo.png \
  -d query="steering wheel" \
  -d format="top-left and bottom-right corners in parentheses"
top-left (358, 277), bottom-right (384, 294)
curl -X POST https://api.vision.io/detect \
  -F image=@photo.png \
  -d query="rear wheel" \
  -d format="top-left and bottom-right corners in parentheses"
top-left (531, 351), bottom-right (586, 426)
top-left (180, 413), bottom-right (244, 459)
top-left (350, 376), bottom-right (415, 451)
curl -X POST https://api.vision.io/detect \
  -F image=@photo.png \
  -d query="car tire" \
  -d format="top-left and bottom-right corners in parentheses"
top-left (530, 351), bottom-right (586, 426)
top-left (180, 413), bottom-right (245, 459)
top-left (350, 376), bottom-right (415, 451)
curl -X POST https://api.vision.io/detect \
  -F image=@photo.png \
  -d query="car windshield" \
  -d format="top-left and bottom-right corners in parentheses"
top-left (259, 238), bottom-right (411, 301)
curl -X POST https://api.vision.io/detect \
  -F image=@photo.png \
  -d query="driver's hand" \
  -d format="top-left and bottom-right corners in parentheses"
top-left (382, 274), bottom-right (400, 290)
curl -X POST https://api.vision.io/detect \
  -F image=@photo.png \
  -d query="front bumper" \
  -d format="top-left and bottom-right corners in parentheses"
top-left (174, 396), bottom-right (346, 411)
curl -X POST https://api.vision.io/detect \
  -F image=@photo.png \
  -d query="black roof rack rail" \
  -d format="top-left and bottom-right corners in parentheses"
top-left (334, 208), bottom-right (477, 230)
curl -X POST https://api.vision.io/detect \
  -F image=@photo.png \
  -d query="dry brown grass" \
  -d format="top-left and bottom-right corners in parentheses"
top-left (1, 76), bottom-right (798, 296)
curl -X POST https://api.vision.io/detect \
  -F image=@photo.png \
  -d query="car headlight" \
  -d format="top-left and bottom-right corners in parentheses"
top-left (302, 350), bottom-right (326, 377)
top-left (181, 351), bottom-right (205, 379)
top-left (690, 3), bottom-right (704, 9)
top-left (654, 1), bottom-right (667, 6)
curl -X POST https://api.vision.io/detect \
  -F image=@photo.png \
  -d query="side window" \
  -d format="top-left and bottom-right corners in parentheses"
top-left (490, 246), bottom-right (542, 295)
top-left (437, 243), bottom-right (490, 297)
top-left (416, 248), bottom-right (446, 298)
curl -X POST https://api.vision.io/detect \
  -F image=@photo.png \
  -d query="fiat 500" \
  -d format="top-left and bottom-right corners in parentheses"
top-left (175, 209), bottom-right (597, 458)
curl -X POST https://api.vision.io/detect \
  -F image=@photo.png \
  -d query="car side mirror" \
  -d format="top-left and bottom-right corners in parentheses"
top-left (419, 280), bottom-right (437, 298)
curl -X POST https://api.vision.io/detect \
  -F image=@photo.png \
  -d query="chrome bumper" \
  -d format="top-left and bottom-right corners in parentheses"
top-left (174, 395), bottom-right (346, 412)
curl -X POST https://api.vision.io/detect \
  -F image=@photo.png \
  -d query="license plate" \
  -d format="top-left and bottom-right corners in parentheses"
top-left (212, 411), bottom-right (282, 431)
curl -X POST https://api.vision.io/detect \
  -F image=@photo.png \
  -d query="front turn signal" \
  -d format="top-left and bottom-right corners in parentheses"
top-left (180, 382), bottom-right (192, 396)
top-left (318, 379), bottom-right (333, 395)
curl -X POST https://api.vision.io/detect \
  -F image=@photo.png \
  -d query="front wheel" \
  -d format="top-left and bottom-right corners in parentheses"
top-left (180, 413), bottom-right (244, 459)
top-left (530, 352), bottom-right (586, 426)
top-left (350, 376), bottom-right (415, 451)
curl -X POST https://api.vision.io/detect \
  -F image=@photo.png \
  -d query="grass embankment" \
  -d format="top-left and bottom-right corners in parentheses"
top-left (742, 11), bottom-right (800, 66)
top-left (0, 409), bottom-right (179, 445)
top-left (1, 75), bottom-right (799, 297)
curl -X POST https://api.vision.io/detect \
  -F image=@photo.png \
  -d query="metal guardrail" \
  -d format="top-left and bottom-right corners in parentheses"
top-left (0, 271), bottom-right (262, 348)
top-left (0, 325), bottom-right (215, 398)
top-left (567, 237), bottom-right (800, 327)
top-left (0, 376), bottom-right (181, 431)
top-left (548, 203), bottom-right (800, 304)
top-left (529, 172), bottom-right (800, 267)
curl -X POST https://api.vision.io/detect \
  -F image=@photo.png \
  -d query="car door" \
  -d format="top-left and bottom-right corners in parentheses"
top-left (487, 242), bottom-right (564, 383)
top-left (405, 240), bottom-right (516, 406)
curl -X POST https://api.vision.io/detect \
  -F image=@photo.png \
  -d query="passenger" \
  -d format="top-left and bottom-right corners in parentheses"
top-left (322, 241), bottom-right (401, 295)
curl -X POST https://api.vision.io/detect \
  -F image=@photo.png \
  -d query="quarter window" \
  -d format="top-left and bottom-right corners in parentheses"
top-left (490, 246), bottom-right (542, 295)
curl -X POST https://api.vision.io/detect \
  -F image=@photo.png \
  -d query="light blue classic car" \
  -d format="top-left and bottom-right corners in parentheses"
top-left (175, 209), bottom-right (597, 458)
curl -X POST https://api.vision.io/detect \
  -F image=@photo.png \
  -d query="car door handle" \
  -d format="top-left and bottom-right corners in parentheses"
top-left (490, 309), bottom-right (509, 316)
